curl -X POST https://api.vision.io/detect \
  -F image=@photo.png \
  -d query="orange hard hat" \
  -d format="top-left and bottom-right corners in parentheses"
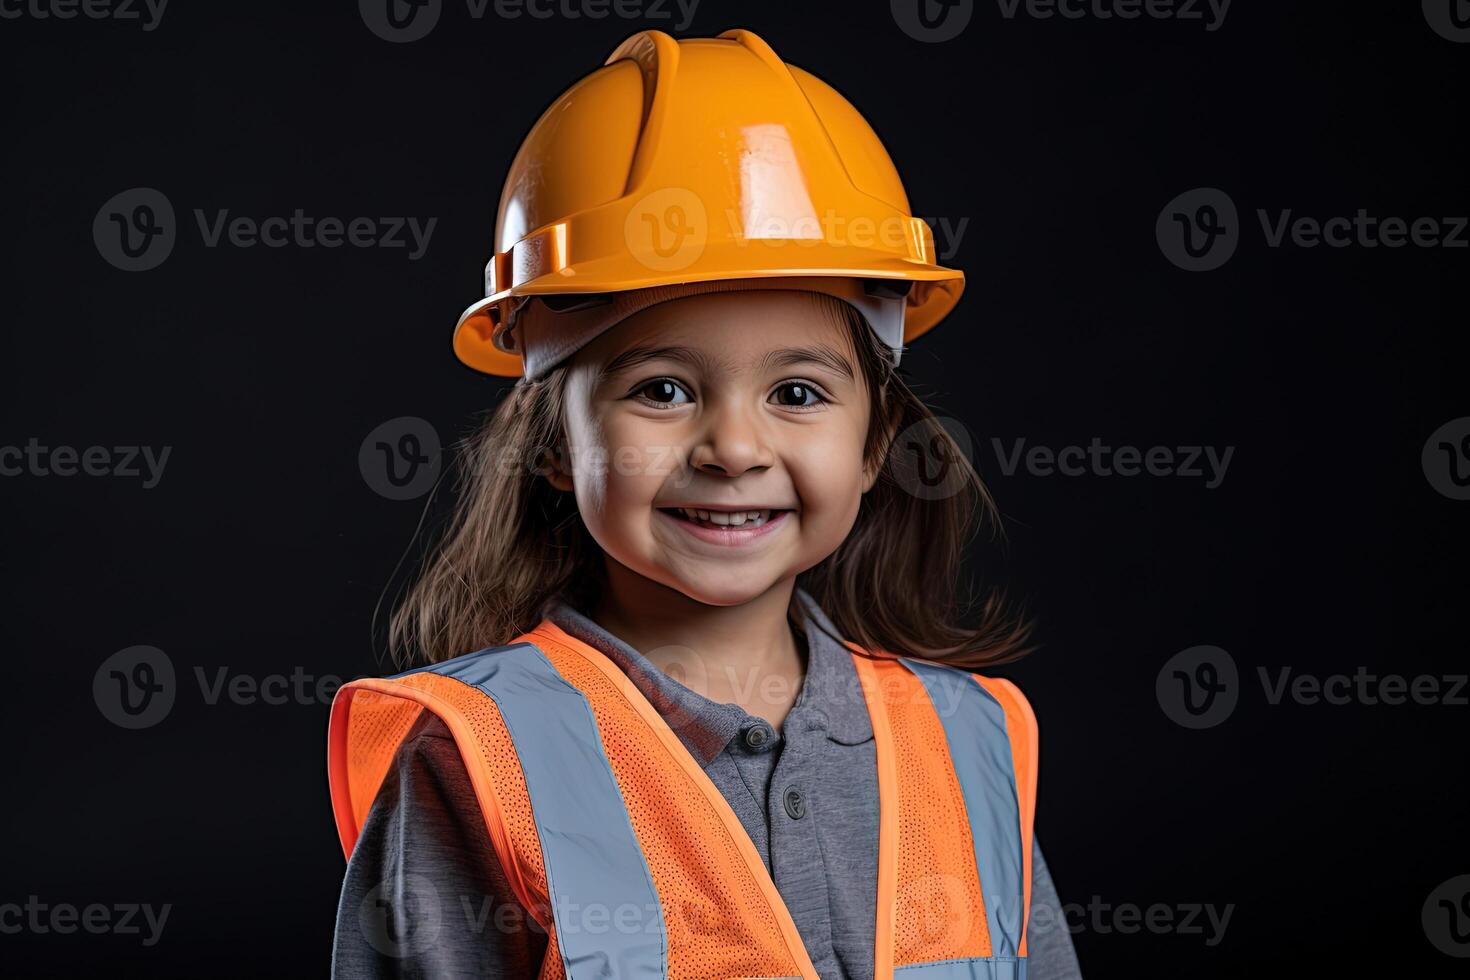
top-left (452, 28), bottom-right (965, 378)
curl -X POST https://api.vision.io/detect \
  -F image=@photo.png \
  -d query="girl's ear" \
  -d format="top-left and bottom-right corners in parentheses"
top-left (539, 443), bottom-right (575, 493)
top-left (861, 390), bottom-right (901, 493)
top-left (861, 440), bottom-right (889, 494)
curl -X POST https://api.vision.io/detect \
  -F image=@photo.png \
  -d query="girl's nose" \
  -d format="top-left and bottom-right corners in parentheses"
top-left (688, 404), bottom-right (774, 478)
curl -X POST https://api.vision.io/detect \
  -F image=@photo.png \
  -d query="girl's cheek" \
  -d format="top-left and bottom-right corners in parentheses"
top-left (785, 426), bottom-right (868, 515)
top-left (595, 415), bottom-right (679, 496)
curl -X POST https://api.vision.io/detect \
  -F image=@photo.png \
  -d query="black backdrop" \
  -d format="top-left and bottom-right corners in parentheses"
top-left (1, 2), bottom-right (1465, 977)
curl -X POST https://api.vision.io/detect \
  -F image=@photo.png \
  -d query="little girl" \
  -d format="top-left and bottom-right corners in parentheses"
top-left (328, 28), bottom-right (1081, 980)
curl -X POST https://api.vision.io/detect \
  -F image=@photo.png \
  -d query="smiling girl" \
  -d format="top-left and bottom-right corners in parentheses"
top-left (327, 28), bottom-right (1080, 980)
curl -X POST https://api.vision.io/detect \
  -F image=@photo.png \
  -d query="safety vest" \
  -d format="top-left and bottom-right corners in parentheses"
top-left (328, 619), bottom-right (1038, 979)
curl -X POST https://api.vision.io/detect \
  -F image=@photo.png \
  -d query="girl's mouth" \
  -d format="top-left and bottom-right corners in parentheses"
top-left (655, 507), bottom-right (793, 545)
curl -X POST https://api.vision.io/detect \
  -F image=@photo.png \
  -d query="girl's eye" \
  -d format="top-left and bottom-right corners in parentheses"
top-left (769, 381), bottom-right (827, 410)
top-left (631, 378), bottom-right (693, 408)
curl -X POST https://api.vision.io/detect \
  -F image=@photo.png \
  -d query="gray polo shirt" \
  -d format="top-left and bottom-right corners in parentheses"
top-left (332, 588), bottom-right (1082, 978)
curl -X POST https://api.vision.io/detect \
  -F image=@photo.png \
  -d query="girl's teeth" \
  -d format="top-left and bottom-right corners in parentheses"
top-left (679, 508), bottom-right (771, 527)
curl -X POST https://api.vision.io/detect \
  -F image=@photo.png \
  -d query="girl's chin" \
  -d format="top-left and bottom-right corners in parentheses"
top-left (645, 567), bottom-right (787, 609)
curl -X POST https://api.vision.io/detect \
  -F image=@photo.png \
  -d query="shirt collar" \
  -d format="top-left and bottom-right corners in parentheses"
top-left (540, 586), bottom-right (874, 767)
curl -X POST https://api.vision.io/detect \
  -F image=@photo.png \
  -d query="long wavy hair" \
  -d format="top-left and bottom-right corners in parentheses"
top-left (385, 297), bottom-right (1032, 670)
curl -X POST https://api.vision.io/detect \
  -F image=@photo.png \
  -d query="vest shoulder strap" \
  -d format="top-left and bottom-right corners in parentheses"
top-left (853, 650), bottom-right (1039, 967)
top-left (327, 642), bottom-right (554, 926)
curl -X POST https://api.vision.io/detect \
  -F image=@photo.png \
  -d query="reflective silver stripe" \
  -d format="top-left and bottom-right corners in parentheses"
top-left (895, 956), bottom-right (1026, 979)
top-left (403, 643), bottom-right (668, 978)
top-left (899, 658), bottom-right (1025, 959)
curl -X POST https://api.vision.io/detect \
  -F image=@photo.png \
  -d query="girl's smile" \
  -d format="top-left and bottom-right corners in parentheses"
top-left (654, 505), bottom-right (795, 547)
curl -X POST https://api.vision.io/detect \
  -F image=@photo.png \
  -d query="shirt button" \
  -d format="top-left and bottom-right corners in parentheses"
top-left (783, 787), bottom-right (806, 819)
top-left (742, 724), bottom-right (774, 751)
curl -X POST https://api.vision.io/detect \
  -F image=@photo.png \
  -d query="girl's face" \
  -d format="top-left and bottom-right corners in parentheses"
top-left (548, 290), bottom-right (881, 606)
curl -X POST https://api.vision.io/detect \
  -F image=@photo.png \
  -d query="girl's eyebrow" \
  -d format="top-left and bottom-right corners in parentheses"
top-left (600, 344), bottom-right (854, 382)
top-left (601, 344), bottom-right (726, 380)
top-left (760, 345), bottom-right (855, 382)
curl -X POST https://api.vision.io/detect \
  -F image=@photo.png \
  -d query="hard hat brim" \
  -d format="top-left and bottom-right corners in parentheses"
top-left (453, 247), bottom-right (964, 378)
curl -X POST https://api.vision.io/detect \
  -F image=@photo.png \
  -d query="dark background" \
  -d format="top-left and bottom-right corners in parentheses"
top-left (1, 1), bottom-right (1465, 976)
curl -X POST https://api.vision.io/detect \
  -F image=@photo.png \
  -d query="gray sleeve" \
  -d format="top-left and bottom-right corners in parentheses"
top-left (331, 712), bottom-right (549, 979)
top-left (1025, 837), bottom-right (1083, 979)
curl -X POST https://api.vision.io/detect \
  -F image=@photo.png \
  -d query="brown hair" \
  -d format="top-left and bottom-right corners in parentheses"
top-left (386, 298), bottom-right (1032, 670)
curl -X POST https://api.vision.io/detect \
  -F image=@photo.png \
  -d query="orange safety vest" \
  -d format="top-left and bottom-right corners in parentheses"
top-left (328, 619), bottom-right (1038, 979)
